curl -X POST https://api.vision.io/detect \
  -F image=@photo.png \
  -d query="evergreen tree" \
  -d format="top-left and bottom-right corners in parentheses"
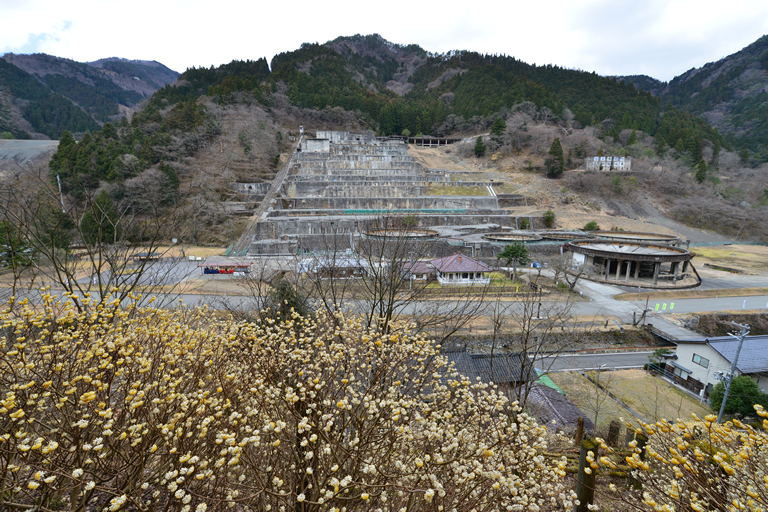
top-left (543, 210), bottom-right (556, 228)
top-left (739, 148), bottom-right (750, 164)
top-left (685, 133), bottom-right (703, 163)
top-left (490, 117), bottom-right (506, 138)
top-left (498, 241), bottom-right (530, 282)
top-left (675, 138), bottom-right (685, 153)
top-left (695, 160), bottom-right (707, 183)
top-left (709, 376), bottom-right (768, 417)
top-left (710, 140), bottom-right (720, 167)
top-left (474, 136), bottom-right (486, 157)
top-left (583, 221), bottom-right (599, 231)
top-left (547, 137), bottom-right (564, 177)
top-left (627, 129), bottom-right (637, 145)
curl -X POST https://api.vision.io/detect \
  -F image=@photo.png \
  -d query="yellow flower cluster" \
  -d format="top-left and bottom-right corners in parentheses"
top-left (597, 408), bottom-right (768, 511)
top-left (0, 293), bottom-right (574, 511)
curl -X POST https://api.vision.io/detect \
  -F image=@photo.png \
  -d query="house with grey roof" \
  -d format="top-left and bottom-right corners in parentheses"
top-left (441, 347), bottom-right (594, 432)
top-left (430, 253), bottom-right (491, 286)
top-left (671, 335), bottom-right (768, 397)
top-left (441, 348), bottom-right (524, 391)
top-left (404, 260), bottom-right (436, 282)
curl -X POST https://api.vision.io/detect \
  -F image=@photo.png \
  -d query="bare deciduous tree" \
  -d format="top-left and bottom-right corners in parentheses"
top-left (0, 165), bottom-right (194, 313)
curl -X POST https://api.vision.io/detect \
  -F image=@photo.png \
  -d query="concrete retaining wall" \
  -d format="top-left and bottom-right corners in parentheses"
top-left (280, 196), bottom-right (499, 210)
top-left (284, 183), bottom-right (426, 198)
top-left (232, 182), bottom-right (271, 194)
top-left (497, 194), bottom-right (529, 207)
top-left (255, 214), bottom-right (538, 239)
top-left (288, 175), bottom-right (449, 183)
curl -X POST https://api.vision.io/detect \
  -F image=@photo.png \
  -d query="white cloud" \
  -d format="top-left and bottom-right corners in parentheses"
top-left (0, 0), bottom-right (766, 80)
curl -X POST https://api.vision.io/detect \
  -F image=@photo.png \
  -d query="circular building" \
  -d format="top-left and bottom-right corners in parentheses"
top-left (364, 228), bottom-right (439, 239)
top-left (590, 231), bottom-right (683, 246)
top-left (482, 232), bottom-right (543, 243)
top-left (564, 240), bottom-right (700, 289)
top-left (538, 231), bottom-right (595, 242)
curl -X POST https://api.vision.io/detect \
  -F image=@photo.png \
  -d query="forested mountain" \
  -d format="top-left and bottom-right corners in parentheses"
top-left (617, 35), bottom-right (768, 162)
top-left (0, 53), bottom-right (178, 139)
top-left (145, 33), bottom-right (722, 156)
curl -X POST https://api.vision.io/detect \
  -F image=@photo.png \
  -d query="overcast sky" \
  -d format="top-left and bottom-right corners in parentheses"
top-left (2, 0), bottom-right (768, 82)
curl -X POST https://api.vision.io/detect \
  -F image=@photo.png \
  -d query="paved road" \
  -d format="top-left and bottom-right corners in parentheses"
top-left (535, 351), bottom-right (654, 372)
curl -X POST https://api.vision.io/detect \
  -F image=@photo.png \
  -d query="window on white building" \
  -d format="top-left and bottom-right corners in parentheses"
top-left (692, 353), bottom-right (709, 368)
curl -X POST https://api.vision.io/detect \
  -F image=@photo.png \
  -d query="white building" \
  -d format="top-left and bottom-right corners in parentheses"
top-left (585, 156), bottom-right (631, 171)
top-left (430, 253), bottom-right (491, 286)
top-left (671, 335), bottom-right (768, 397)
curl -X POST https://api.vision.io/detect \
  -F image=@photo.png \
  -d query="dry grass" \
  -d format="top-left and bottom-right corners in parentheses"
top-left (692, 244), bottom-right (768, 272)
top-left (493, 184), bottom-right (518, 194)
top-left (549, 369), bottom-right (711, 430)
top-left (548, 372), bottom-right (630, 430)
top-left (428, 185), bottom-right (489, 196)
top-left (604, 369), bottom-right (711, 423)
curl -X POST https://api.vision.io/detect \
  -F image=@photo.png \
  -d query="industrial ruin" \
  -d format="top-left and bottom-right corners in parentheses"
top-left (584, 156), bottom-right (632, 171)
top-left (229, 130), bottom-right (700, 290)
top-left (233, 131), bottom-right (541, 257)
top-left (565, 236), bottom-right (700, 289)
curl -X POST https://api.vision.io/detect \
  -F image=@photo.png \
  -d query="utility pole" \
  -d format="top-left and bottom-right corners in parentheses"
top-left (716, 322), bottom-right (750, 423)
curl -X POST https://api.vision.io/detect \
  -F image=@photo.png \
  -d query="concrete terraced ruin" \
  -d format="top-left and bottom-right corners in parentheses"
top-left (233, 130), bottom-right (539, 257)
top-left (230, 130), bottom-right (701, 290)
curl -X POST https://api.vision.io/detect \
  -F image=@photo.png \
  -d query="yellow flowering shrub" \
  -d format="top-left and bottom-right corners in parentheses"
top-left (598, 412), bottom-right (768, 512)
top-left (0, 293), bottom-right (575, 511)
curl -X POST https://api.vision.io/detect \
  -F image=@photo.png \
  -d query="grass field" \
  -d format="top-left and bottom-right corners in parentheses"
top-left (548, 372), bottom-right (629, 431)
top-left (549, 369), bottom-right (712, 431)
top-left (428, 185), bottom-right (489, 196)
top-left (604, 370), bottom-right (711, 422)
top-left (693, 244), bottom-right (768, 272)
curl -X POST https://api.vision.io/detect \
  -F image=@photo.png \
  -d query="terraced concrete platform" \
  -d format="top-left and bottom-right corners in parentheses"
top-left (235, 131), bottom-right (541, 256)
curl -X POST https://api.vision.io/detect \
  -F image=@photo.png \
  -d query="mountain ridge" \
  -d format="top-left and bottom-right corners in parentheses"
top-left (0, 53), bottom-right (179, 139)
top-left (616, 35), bottom-right (768, 160)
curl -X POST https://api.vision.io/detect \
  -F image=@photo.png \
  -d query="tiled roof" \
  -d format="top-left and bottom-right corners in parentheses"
top-left (707, 336), bottom-right (768, 374)
top-left (406, 261), bottom-right (436, 275)
top-left (430, 253), bottom-right (491, 274)
top-left (441, 350), bottom-right (524, 384)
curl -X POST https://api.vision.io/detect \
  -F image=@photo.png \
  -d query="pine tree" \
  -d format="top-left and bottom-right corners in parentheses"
top-left (627, 129), bottom-right (637, 145)
top-left (490, 117), bottom-right (506, 138)
top-left (675, 138), bottom-right (685, 153)
top-left (695, 160), bottom-right (707, 183)
top-left (474, 136), bottom-right (486, 157)
top-left (547, 138), bottom-right (564, 177)
top-left (739, 148), bottom-right (750, 164)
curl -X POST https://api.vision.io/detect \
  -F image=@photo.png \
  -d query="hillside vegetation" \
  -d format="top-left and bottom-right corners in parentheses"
top-left (0, 53), bottom-right (178, 139)
top-left (16, 33), bottom-right (768, 247)
top-left (620, 35), bottom-right (768, 162)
